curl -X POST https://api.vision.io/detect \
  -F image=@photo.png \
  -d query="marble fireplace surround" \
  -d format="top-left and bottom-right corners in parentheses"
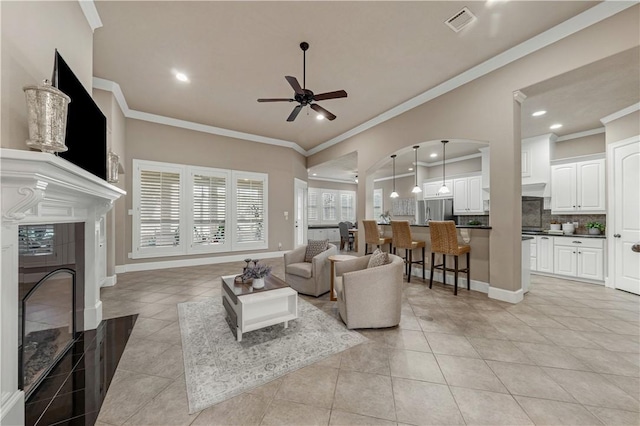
top-left (1, 148), bottom-right (125, 426)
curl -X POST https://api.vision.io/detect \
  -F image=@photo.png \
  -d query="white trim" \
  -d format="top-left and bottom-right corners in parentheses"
top-left (92, 78), bottom-right (307, 156)
top-left (550, 152), bottom-right (605, 166)
top-left (374, 172), bottom-right (414, 183)
top-left (83, 300), bottom-right (102, 330)
top-left (488, 287), bottom-right (524, 304)
top-left (306, 1), bottom-right (636, 156)
top-left (600, 102), bottom-right (640, 125)
top-left (0, 390), bottom-right (24, 426)
top-left (513, 90), bottom-right (527, 104)
top-left (556, 127), bottom-right (605, 142)
top-left (115, 251), bottom-right (284, 273)
top-left (102, 274), bottom-right (117, 287)
top-left (78, 0), bottom-right (102, 32)
top-left (308, 176), bottom-right (358, 185)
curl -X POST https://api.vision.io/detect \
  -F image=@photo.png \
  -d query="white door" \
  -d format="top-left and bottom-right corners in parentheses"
top-left (537, 236), bottom-right (554, 273)
top-left (577, 159), bottom-right (605, 212)
top-left (577, 248), bottom-right (604, 281)
top-left (453, 178), bottom-right (468, 214)
top-left (467, 175), bottom-right (483, 213)
top-left (293, 178), bottom-right (307, 248)
top-left (554, 246), bottom-right (577, 277)
top-left (551, 164), bottom-right (577, 212)
top-left (610, 138), bottom-right (640, 295)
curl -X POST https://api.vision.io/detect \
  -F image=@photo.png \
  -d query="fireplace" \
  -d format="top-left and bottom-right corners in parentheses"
top-left (1, 149), bottom-right (125, 425)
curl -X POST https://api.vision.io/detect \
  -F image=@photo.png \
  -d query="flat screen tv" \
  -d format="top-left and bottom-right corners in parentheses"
top-left (52, 50), bottom-right (107, 180)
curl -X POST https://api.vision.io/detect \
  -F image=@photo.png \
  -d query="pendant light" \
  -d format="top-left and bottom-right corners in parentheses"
top-left (411, 145), bottom-right (422, 193)
top-left (390, 155), bottom-right (399, 198)
top-left (438, 140), bottom-right (451, 195)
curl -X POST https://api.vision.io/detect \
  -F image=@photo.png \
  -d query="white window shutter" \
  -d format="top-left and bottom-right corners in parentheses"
top-left (191, 172), bottom-right (227, 249)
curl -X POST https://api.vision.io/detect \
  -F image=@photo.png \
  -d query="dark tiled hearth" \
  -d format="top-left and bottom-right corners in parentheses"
top-left (25, 315), bottom-right (137, 426)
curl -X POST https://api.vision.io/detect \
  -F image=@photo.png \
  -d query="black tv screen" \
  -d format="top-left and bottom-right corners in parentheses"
top-left (52, 50), bottom-right (107, 180)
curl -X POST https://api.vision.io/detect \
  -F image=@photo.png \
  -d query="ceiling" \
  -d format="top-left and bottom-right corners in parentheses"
top-left (92, 0), bottom-right (599, 152)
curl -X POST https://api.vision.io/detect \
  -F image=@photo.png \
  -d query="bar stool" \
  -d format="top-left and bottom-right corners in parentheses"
top-left (429, 221), bottom-right (470, 295)
top-left (362, 220), bottom-right (393, 254)
top-left (390, 220), bottom-right (426, 283)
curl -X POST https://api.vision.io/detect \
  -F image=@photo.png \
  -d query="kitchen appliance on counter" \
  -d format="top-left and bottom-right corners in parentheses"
top-left (562, 222), bottom-right (575, 235)
top-left (417, 199), bottom-right (454, 224)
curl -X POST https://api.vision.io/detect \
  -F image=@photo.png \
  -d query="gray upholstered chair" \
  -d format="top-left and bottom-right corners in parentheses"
top-left (284, 243), bottom-right (338, 296)
top-left (334, 254), bottom-right (404, 329)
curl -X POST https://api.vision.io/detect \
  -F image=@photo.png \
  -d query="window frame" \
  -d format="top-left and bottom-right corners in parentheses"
top-left (231, 170), bottom-right (269, 251)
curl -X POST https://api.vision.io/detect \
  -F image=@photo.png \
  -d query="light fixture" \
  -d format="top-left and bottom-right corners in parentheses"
top-left (316, 114), bottom-right (324, 120)
top-left (411, 146), bottom-right (422, 194)
top-left (438, 140), bottom-right (451, 195)
top-left (312, 173), bottom-right (317, 176)
top-left (175, 72), bottom-right (189, 82)
top-left (430, 153), bottom-right (438, 158)
top-left (408, 167), bottom-right (414, 171)
top-left (532, 110), bottom-right (546, 117)
top-left (550, 123), bottom-right (563, 130)
top-left (390, 155), bottom-right (399, 198)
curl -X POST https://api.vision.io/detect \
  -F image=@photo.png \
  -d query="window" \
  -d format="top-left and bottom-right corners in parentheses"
top-left (340, 192), bottom-right (355, 222)
top-left (133, 160), bottom-right (267, 258)
top-left (307, 187), bottom-right (356, 225)
top-left (373, 188), bottom-right (383, 221)
top-left (189, 168), bottom-right (230, 253)
top-left (233, 172), bottom-right (268, 250)
top-left (322, 192), bottom-right (337, 222)
top-left (308, 189), bottom-right (319, 222)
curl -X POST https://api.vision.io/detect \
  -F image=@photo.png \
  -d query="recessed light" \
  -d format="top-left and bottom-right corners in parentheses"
top-left (312, 173), bottom-right (317, 176)
top-left (532, 110), bottom-right (546, 117)
top-left (550, 123), bottom-right (563, 130)
top-left (408, 167), bottom-right (414, 171)
top-left (175, 72), bottom-right (189, 82)
top-left (316, 114), bottom-right (324, 120)
top-left (430, 153), bottom-right (437, 158)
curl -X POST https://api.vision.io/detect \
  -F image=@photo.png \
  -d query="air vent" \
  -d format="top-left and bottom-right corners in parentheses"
top-left (445, 7), bottom-right (477, 33)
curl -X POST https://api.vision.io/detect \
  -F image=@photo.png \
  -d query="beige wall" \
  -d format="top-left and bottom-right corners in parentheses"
top-left (308, 6), bottom-right (639, 293)
top-left (605, 110), bottom-right (640, 144)
top-left (309, 180), bottom-right (357, 192)
top-left (1, 1), bottom-right (93, 149)
top-left (374, 175), bottom-right (416, 222)
top-left (553, 133), bottom-right (605, 160)
top-left (426, 157), bottom-right (482, 180)
top-left (122, 118), bottom-right (307, 266)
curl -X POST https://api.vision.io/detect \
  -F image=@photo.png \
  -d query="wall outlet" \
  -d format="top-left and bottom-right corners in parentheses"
top-left (284, 211), bottom-right (289, 220)
top-left (278, 242), bottom-right (282, 250)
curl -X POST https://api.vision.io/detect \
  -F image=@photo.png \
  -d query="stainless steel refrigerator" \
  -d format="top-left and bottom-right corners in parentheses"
top-left (417, 199), bottom-right (455, 224)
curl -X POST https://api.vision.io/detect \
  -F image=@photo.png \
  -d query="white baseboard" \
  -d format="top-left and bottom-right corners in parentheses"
top-left (101, 275), bottom-right (117, 287)
top-left (83, 300), bottom-right (102, 330)
top-left (116, 251), bottom-right (285, 274)
top-left (412, 267), bottom-right (489, 293)
top-left (488, 287), bottom-right (524, 304)
top-left (1, 390), bottom-right (24, 426)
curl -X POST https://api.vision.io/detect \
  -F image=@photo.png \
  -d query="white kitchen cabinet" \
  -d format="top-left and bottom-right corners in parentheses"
top-left (530, 237), bottom-right (537, 271)
top-left (453, 175), bottom-right (483, 215)
top-left (551, 159), bottom-right (605, 214)
top-left (553, 237), bottom-right (604, 281)
top-left (423, 180), bottom-right (453, 199)
top-left (307, 228), bottom-right (340, 244)
top-left (536, 235), bottom-right (554, 273)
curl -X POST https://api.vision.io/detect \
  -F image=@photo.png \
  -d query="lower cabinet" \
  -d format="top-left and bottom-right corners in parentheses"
top-left (553, 237), bottom-right (604, 281)
top-left (307, 228), bottom-right (340, 244)
top-left (536, 236), bottom-right (554, 273)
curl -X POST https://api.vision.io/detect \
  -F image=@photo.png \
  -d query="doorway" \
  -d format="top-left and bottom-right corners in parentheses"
top-left (608, 136), bottom-right (640, 295)
top-left (294, 178), bottom-right (307, 248)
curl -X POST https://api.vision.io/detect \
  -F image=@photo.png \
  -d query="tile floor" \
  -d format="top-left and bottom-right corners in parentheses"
top-left (95, 258), bottom-right (639, 425)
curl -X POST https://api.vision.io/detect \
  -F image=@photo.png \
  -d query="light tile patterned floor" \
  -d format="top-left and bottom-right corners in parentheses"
top-left (96, 258), bottom-right (639, 426)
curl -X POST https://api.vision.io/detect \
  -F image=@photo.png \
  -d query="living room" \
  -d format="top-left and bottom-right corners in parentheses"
top-left (2, 1), bottom-right (639, 426)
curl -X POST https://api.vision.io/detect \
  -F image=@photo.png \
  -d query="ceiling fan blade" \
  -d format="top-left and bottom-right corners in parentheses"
top-left (313, 90), bottom-right (347, 101)
top-left (257, 98), bottom-right (294, 102)
top-left (310, 103), bottom-right (336, 121)
top-left (287, 105), bottom-right (303, 122)
top-left (285, 76), bottom-right (304, 95)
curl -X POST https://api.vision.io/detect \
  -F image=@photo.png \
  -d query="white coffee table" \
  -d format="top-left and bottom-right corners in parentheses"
top-left (221, 275), bottom-right (298, 342)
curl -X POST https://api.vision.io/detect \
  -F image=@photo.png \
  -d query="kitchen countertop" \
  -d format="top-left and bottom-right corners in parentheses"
top-left (380, 224), bottom-right (492, 230)
top-left (521, 230), bottom-right (606, 239)
top-left (522, 236), bottom-right (534, 241)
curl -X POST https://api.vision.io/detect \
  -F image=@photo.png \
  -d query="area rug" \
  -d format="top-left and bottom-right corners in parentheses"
top-left (178, 297), bottom-right (367, 413)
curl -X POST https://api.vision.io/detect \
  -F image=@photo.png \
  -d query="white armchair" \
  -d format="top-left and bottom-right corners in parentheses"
top-left (334, 254), bottom-right (404, 329)
top-left (284, 243), bottom-right (338, 296)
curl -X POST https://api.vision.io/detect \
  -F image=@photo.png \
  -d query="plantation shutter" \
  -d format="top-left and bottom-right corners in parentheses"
top-left (18, 225), bottom-right (55, 256)
top-left (192, 173), bottom-right (226, 247)
top-left (373, 189), bottom-right (383, 221)
top-left (340, 192), bottom-right (355, 222)
top-left (235, 177), bottom-right (265, 244)
top-left (139, 169), bottom-right (182, 248)
top-left (308, 189), bottom-right (318, 222)
top-left (322, 192), bottom-right (337, 222)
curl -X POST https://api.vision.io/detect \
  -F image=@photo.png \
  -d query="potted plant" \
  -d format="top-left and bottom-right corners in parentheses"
top-left (585, 221), bottom-right (605, 235)
top-left (379, 210), bottom-right (391, 224)
top-left (242, 261), bottom-right (272, 289)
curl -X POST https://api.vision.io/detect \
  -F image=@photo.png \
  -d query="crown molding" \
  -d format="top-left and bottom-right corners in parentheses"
top-left (92, 78), bottom-right (307, 156)
top-left (78, 0), bottom-right (102, 32)
top-left (556, 127), bottom-right (605, 142)
top-left (306, 1), bottom-right (636, 156)
top-left (373, 172), bottom-right (414, 183)
top-left (308, 177), bottom-right (358, 185)
top-left (600, 102), bottom-right (640, 125)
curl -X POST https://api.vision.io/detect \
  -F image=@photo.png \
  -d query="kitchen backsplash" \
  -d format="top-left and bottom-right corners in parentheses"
top-left (541, 210), bottom-right (606, 233)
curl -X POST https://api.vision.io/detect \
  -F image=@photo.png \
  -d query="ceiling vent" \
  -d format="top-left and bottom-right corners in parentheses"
top-left (445, 7), bottom-right (477, 33)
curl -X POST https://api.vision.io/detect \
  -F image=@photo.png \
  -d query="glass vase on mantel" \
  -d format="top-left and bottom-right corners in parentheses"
top-left (23, 80), bottom-right (71, 153)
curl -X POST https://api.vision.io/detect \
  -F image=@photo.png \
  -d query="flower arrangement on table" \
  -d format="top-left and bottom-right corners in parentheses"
top-left (241, 261), bottom-right (272, 289)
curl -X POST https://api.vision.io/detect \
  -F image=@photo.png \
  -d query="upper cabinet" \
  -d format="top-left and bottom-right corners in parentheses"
top-left (453, 175), bottom-right (484, 215)
top-left (550, 158), bottom-right (605, 214)
top-left (521, 134), bottom-right (553, 197)
top-left (423, 180), bottom-right (453, 199)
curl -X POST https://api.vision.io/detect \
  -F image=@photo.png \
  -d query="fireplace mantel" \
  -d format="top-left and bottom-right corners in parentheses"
top-left (1, 148), bottom-right (125, 426)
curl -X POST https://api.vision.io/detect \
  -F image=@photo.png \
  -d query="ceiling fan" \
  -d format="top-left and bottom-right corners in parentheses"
top-left (257, 42), bottom-right (347, 122)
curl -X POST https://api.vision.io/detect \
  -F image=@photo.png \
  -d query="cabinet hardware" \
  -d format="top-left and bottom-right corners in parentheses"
top-left (541, 237), bottom-right (548, 239)
top-left (614, 234), bottom-right (621, 238)
top-left (572, 241), bottom-right (582, 244)
top-left (632, 244), bottom-right (640, 253)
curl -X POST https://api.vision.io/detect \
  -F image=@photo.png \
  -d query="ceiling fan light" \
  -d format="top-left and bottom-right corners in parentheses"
top-left (316, 114), bottom-right (324, 120)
